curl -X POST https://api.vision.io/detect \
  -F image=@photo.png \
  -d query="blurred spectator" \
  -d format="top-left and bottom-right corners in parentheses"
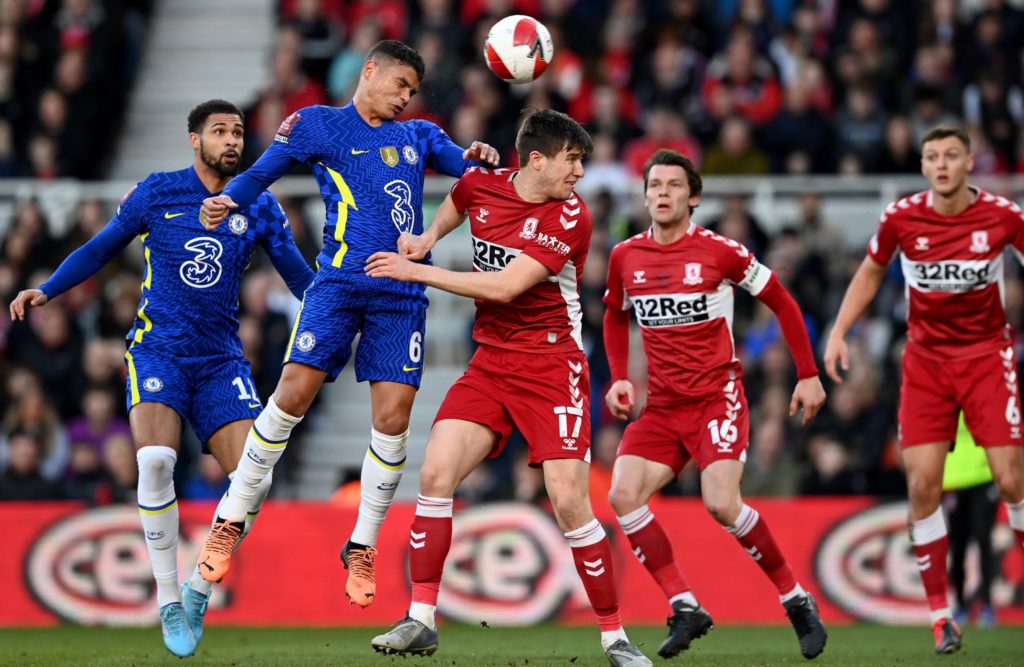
top-left (836, 84), bottom-right (887, 171)
top-left (183, 454), bottom-right (230, 500)
top-left (65, 385), bottom-right (130, 455)
top-left (1, 380), bottom-right (70, 480)
top-left (763, 80), bottom-right (833, 173)
top-left (800, 434), bottom-right (857, 495)
top-left (700, 24), bottom-right (782, 126)
top-left (962, 72), bottom-right (1024, 170)
top-left (326, 19), bottom-right (381, 102)
top-left (102, 432), bottom-right (137, 503)
top-left (741, 417), bottom-right (802, 496)
top-left (0, 429), bottom-right (59, 500)
top-left (621, 108), bottom-right (701, 176)
top-left (285, 0), bottom-right (342, 83)
top-left (702, 115), bottom-right (768, 175)
top-left (876, 116), bottom-right (920, 173)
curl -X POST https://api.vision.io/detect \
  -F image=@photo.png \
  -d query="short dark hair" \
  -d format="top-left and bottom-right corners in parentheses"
top-left (366, 40), bottom-right (426, 83)
top-left (921, 124), bottom-right (971, 152)
top-left (643, 149), bottom-right (703, 199)
top-left (515, 109), bottom-right (593, 165)
top-left (188, 100), bottom-right (243, 134)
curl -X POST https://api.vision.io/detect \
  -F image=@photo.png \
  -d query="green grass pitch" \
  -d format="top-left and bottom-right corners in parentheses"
top-left (1, 624), bottom-right (1021, 666)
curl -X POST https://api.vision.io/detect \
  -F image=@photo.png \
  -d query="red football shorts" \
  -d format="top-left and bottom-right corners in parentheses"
top-left (900, 343), bottom-right (1024, 448)
top-left (617, 378), bottom-right (750, 473)
top-left (434, 345), bottom-right (591, 466)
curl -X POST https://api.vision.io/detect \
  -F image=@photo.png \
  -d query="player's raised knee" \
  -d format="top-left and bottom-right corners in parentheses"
top-left (417, 461), bottom-right (458, 498)
top-left (990, 465), bottom-right (1024, 502)
top-left (608, 486), bottom-right (645, 516)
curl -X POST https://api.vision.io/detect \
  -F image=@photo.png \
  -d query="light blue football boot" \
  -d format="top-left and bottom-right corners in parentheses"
top-left (159, 601), bottom-right (196, 657)
top-left (180, 582), bottom-right (211, 646)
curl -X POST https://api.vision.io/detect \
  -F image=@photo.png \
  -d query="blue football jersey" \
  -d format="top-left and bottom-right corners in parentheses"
top-left (222, 103), bottom-right (475, 297)
top-left (41, 166), bottom-right (313, 356)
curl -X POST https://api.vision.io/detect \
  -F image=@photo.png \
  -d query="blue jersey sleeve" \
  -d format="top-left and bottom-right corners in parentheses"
top-left (40, 183), bottom-right (148, 299)
top-left (254, 193), bottom-right (315, 299)
top-left (422, 122), bottom-right (476, 177)
top-left (223, 107), bottom-right (326, 208)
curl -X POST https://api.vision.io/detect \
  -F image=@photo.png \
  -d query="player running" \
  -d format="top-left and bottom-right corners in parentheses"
top-left (195, 40), bottom-right (499, 606)
top-left (603, 149), bottom-right (828, 660)
top-left (8, 100), bottom-right (314, 657)
top-left (824, 125), bottom-right (1024, 655)
top-left (364, 109), bottom-right (651, 666)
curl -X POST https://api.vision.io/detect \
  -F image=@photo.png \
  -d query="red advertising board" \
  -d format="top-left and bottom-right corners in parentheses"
top-left (2, 498), bottom-right (1021, 627)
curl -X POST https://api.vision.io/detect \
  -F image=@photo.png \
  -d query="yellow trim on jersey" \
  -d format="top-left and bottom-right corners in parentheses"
top-left (284, 299), bottom-right (305, 363)
top-left (323, 163), bottom-right (358, 268)
top-left (134, 232), bottom-right (154, 343)
top-left (138, 500), bottom-right (178, 515)
top-left (368, 447), bottom-right (405, 471)
top-left (126, 350), bottom-right (141, 406)
top-left (251, 427), bottom-right (288, 450)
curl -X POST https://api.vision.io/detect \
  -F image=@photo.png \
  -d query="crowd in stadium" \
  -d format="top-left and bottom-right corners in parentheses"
top-left (2, 0), bottom-right (1024, 503)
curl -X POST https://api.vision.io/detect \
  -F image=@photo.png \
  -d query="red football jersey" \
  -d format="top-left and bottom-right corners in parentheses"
top-left (867, 188), bottom-right (1024, 358)
top-left (449, 167), bottom-right (591, 353)
top-left (604, 224), bottom-right (773, 405)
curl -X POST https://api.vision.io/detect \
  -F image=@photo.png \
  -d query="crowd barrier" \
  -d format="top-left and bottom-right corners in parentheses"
top-left (2, 498), bottom-right (1021, 627)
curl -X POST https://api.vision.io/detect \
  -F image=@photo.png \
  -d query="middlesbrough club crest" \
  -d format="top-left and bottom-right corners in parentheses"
top-left (970, 230), bottom-right (990, 253)
top-left (520, 217), bottom-right (539, 240)
top-left (683, 262), bottom-right (703, 285)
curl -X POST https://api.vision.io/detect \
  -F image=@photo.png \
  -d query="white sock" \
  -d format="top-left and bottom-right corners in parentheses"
top-left (931, 608), bottom-right (953, 625)
top-left (189, 470), bottom-right (273, 595)
top-left (669, 591), bottom-right (700, 609)
top-left (1007, 498), bottom-right (1024, 531)
top-left (137, 446), bottom-right (180, 608)
top-left (600, 629), bottom-right (628, 651)
top-left (218, 397), bottom-right (300, 521)
top-left (616, 504), bottom-right (654, 535)
top-left (350, 428), bottom-right (408, 547)
top-left (911, 507), bottom-right (948, 545)
top-left (409, 601), bottom-right (436, 630)
top-left (780, 582), bottom-right (806, 604)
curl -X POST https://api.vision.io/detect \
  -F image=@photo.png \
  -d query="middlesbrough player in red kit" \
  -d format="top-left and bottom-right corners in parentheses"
top-left (364, 110), bottom-right (651, 666)
top-left (603, 150), bottom-right (827, 660)
top-left (825, 126), bottom-right (1024, 655)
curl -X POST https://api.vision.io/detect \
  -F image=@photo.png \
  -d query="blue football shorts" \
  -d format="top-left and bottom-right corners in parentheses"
top-left (124, 345), bottom-right (263, 450)
top-left (283, 274), bottom-right (428, 387)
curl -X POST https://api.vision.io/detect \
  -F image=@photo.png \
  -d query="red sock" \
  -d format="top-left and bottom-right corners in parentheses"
top-left (618, 505), bottom-right (690, 599)
top-left (914, 536), bottom-right (951, 614)
top-left (409, 496), bottom-right (454, 606)
top-left (566, 519), bottom-right (621, 631)
top-left (727, 504), bottom-right (797, 595)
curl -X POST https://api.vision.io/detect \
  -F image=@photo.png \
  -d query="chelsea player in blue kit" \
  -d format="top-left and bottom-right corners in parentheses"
top-left (196, 40), bottom-right (499, 606)
top-left (9, 100), bottom-right (314, 657)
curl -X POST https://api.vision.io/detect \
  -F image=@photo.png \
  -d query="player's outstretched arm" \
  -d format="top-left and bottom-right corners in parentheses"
top-left (461, 141), bottom-right (500, 166)
top-left (398, 195), bottom-right (468, 260)
top-left (10, 217), bottom-right (139, 319)
top-left (754, 273), bottom-right (825, 425)
top-left (365, 251), bottom-right (550, 303)
top-left (824, 255), bottom-right (887, 383)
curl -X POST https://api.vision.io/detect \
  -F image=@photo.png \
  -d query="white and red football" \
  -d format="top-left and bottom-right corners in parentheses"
top-left (483, 15), bottom-right (554, 84)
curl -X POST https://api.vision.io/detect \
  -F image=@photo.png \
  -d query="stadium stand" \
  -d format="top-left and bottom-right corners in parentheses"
top-left (2, 0), bottom-right (1024, 504)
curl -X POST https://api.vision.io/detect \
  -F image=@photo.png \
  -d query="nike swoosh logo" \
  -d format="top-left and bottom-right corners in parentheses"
top-left (402, 365), bottom-right (421, 372)
top-left (247, 402), bottom-right (261, 409)
top-left (351, 149), bottom-right (369, 155)
top-left (164, 212), bottom-right (185, 219)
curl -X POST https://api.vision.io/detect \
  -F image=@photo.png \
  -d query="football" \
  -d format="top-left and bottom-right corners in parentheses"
top-left (483, 15), bottom-right (554, 84)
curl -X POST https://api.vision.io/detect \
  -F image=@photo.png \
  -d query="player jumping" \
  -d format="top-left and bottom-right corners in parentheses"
top-left (824, 125), bottom-right (1024, 654)
top-left (364, 109), bottom-right (651, 666)
top-left (9, 100), bottom-right (314, 657)
top-left (195, 40), bottom-right (499, 606)
top-left (603, 149), bottom-right (828, 660)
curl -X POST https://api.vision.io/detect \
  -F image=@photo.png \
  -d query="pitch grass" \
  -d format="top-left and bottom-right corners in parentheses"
top-left (1, 624), bottom-right (1022, 666)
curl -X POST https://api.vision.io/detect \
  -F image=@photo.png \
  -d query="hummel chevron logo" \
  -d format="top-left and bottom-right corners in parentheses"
top-left (410, 530), bottom-right (426, 549)
top-left (569, 373), bottom-right (580, 385)
top-left (633, 547), bottom-right (646, 564)
top-left (1001, 347), bottom-right (1014, 361)
top-left (559, 215), bottom-right (577, 230)
top-left (568, 361), bottom-right (582, 373)
top-left (583, 558), bottom-right (605, 577)
top-left (745, 546), bottom-right (763, 561)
